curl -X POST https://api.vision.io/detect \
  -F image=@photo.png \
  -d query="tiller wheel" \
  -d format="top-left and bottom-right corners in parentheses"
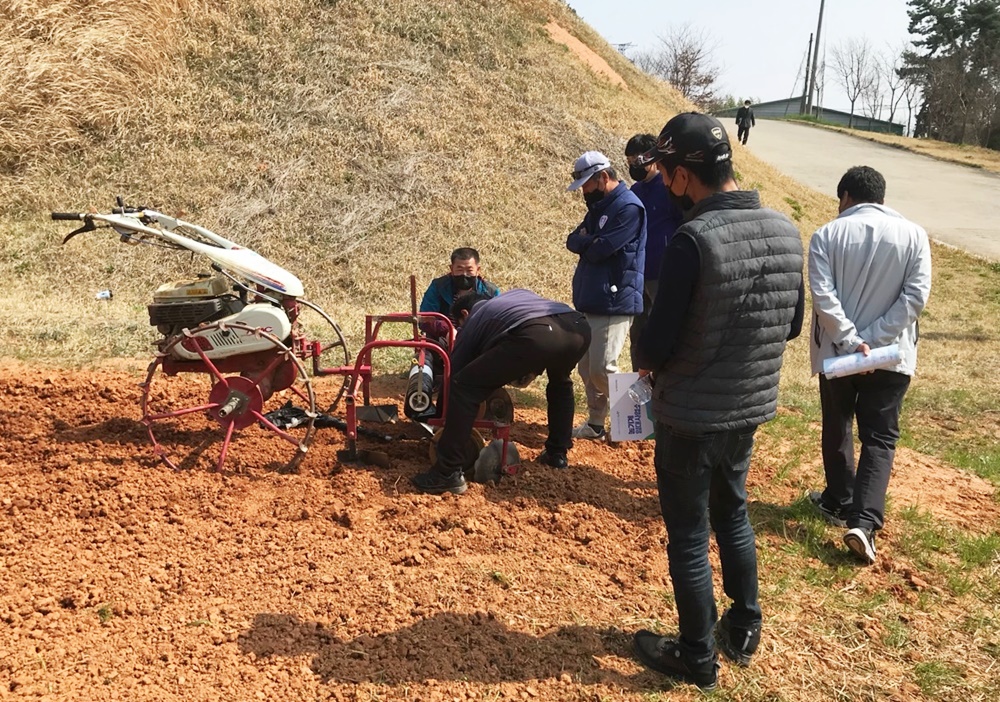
top-left (292, 298), bottom-right (351, 414)
top-left (139, 321), bottom-right (317, 473)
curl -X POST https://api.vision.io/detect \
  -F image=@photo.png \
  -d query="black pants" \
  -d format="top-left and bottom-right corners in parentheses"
top-left (737, 125), bottom-right (750, 145)
top-left (434, 312), bottom-right (591, 474)
top-left (819, 370), bottom-right (911, 532)
top-left (655, 423), bottom-right (760, 661)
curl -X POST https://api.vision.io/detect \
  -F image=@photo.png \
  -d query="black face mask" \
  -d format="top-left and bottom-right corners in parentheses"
top-left (629, 164), bottom-right (649, 182)
top-left (666, 185), bottom-right (696, 220)
top-left (452, 275), bottom-right (475, 292)
top-left (583, 189), bottom-right (605, 207)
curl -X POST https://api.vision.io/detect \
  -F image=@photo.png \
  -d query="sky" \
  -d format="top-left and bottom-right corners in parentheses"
top-left (565, 0), bottom-right (916, 116)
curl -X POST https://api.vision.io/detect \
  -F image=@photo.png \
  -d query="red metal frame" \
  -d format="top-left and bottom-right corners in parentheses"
top-left (140, 322), bottom-right (315, 473)
top-left (323, 276), bottom-right (520, 475)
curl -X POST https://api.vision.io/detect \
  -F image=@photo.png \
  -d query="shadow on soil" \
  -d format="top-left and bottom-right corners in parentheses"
top-left (239, 611), bottom-right (672, 690)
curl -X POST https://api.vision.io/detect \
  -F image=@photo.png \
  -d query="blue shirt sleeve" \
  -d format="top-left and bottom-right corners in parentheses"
top-left (419, 280), bottom-right (443, 314)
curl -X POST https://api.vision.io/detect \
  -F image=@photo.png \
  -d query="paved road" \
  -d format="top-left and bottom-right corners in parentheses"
top-left (746, 120), bottom-right (1000, 261)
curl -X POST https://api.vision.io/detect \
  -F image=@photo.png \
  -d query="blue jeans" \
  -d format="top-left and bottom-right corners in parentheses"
top-left (654, 422), bottom-right (761, 661)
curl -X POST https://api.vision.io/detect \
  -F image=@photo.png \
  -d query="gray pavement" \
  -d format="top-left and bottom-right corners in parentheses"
top-left (744, 119), bottom-right (1000, 261)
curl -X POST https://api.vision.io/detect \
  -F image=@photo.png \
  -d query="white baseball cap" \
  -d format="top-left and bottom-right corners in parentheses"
top-left (567, 151), bottom-right (611, 191)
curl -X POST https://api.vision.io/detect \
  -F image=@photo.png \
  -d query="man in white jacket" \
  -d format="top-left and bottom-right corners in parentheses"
top-left (808, 165), bottom-right (932, 565)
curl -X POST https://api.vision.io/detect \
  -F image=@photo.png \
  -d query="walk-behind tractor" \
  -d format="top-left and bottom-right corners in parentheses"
top-left (53, 198), bottom-right (520, 482)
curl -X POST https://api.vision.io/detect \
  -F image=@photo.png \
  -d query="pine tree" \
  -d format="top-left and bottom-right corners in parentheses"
top-left (903, 0), bottom-right (1000, 147)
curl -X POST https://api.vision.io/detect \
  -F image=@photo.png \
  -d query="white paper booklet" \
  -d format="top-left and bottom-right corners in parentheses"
top-left (822, 344), bottom-right (902, 379)
top-left (608, 372), bottom-right (656, 441)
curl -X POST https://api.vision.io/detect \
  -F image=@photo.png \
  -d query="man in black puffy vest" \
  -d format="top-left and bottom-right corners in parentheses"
top-left (629, 112), bottom-right (804, 691)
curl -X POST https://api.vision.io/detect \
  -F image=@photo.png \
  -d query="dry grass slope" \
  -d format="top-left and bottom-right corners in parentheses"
top-left (0, 0), bottom-right (192, 173)
top-left (0, 0), bottom-right (831, 361)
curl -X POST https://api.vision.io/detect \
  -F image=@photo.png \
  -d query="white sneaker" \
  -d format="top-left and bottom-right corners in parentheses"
top-left (572, 422), bottom-right (606, 440)
top-left (844, 527), bottom-right (877, 565)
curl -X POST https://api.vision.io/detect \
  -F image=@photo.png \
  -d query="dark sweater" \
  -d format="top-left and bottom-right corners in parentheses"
top-left (450, 289), bottom-right (575, 374)
top-left (630, 176), bottom-right (683, 280)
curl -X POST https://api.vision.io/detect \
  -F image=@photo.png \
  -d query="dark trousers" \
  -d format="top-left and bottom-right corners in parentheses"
top-left (654, 422), bottom-right (761, 661)
top-left (737, 125), bottom-right (750, 145)
top-left (434, 312), bottom-right (591, 474)
top-left (629, 279), bottom-right (659, 370)
top-left (819, 370), bottom-right (911, 532)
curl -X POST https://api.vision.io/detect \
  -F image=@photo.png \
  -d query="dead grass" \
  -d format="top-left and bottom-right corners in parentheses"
top-left (0, 0), bottom-right (194, 174)
top-left (0, 1), bottom-right (998, 699)
top-left (800, 120), bottom-right (1000, 176)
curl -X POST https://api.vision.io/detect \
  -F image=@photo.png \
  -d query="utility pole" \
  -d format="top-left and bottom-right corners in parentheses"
top-left (805, 0), bottom-right (826, 116)
top-left (800, 33), bottom-right (813, 114)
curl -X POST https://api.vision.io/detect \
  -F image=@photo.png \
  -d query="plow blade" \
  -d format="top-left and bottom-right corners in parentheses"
top-left (336, 447), bottom-right (391, 470)
top-left (356, 405), bottom-right (398, 423)
top-left (471, 439), bottom-right (521, 484)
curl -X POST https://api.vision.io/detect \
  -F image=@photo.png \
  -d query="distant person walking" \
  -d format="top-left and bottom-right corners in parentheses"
top-left (735, 100), bottom-right (756, 145)
top-left (625, 134), bottom-right (683, 370)
top-left (565, 151), bottom-right (646, 440)
top-left (807, 165), bottom-right (932, 566)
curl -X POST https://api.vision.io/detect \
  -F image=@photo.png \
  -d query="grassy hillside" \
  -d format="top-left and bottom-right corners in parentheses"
top-left (0, 0), bottom-right (832, 361)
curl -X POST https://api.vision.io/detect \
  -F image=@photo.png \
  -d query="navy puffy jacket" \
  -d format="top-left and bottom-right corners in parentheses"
top-left (566, 182), bottom-right (646, 315)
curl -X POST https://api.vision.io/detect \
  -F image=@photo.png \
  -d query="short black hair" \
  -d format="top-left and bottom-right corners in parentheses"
top-left (837, 166), bottom-right (886, 204)
top-left (663, 158), bottom-right (735, 190)
top-left (451, 247), bottom-right (480, 264)
top-left (625, 133), bottom-right (657, 156)
top-left (449, 292), bottom-right (491, 321)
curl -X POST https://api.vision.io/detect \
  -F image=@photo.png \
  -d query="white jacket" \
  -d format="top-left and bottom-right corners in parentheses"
top-left (808, 203), bottom-right (932, 377)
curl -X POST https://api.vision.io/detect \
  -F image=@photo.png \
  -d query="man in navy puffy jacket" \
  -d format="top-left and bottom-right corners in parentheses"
top-left (566, 151), bottom-right (646, 439)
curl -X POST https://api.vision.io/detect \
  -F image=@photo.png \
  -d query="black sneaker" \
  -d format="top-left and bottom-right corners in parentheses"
top-left (808, 490), bottom-right (848, 528)
top-left (844, 527), bottom-right (877, 565)
top-left (632, 630), bottom-right (719, 691)
top-left (411, 470), bottom-right (467, 495)
top-left (714, 610), bottom-right (760, 667)
top-left (536, 449), bottom-right (568, 469)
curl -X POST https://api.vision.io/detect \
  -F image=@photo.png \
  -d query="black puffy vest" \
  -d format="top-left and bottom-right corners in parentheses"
top-left (651, 191), bottom-right (803, 434)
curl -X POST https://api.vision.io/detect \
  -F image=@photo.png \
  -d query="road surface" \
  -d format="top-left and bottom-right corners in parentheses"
top-left (746, 120), bottom-right (1000, 261)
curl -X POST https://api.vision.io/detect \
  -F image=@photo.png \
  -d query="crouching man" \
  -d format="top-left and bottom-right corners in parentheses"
top-left (419, 247), bottom-right (500, 336)
top-left (411, 290), bottom-right (592, 495)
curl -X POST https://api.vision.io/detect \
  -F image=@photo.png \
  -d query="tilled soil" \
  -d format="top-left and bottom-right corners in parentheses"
top-left (1, 362), bottom-right (997, 701)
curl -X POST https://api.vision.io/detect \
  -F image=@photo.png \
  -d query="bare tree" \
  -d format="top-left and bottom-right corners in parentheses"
top-left (880, 45), bottom-right (909, 127)
top-left (903, 78), bottom-right (921, 136)
top-left (631, 24), bottom-right (721, 109)
top-left (831, 38), bottom-right (876, 128)
top-left (861, 65), bottom-right (884, 124)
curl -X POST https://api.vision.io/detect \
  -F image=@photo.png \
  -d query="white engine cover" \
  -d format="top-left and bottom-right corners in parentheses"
top-left (170, 303), bottom-right (293, 360)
